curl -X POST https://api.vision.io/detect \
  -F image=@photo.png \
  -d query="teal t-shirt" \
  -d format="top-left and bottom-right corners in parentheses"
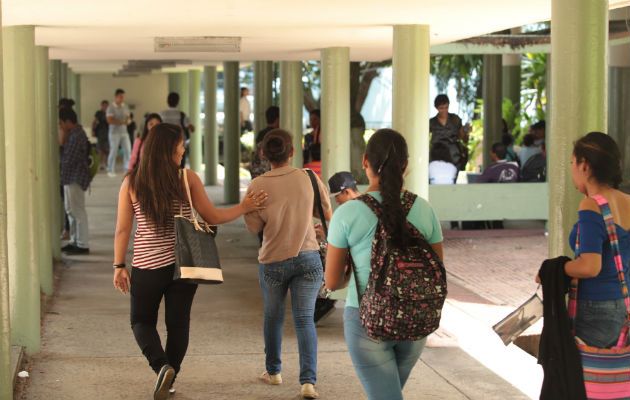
top-left (327, 192), bottom-right (443, 308)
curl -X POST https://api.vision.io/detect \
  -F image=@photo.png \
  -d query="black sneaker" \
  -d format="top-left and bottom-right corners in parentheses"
top-left (61, 243), bottom-right (77, 252)
top-left (63, 245), bottom-right (89, 255)
top-left (154, 365), bottom-right (175, 400)
top-left (314, 298), bottom-right (336, 323)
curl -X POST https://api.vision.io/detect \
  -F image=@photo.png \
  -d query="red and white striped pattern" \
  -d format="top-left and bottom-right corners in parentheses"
top-left (132, 201), bottom-right (191, 269)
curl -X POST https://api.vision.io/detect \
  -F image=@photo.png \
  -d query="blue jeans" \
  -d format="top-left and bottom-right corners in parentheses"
top-left (107, 132), bottom-right (131, 173)
top-left (258, 251), bottom-right (322, 384)
top-left (576, 298), bottom-right (628, 348)
top-left (344, 307), bottom-right (426, 400)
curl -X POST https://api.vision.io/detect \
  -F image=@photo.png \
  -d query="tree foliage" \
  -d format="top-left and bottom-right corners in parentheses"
top-left (430, 55), bottom-right (483, 119)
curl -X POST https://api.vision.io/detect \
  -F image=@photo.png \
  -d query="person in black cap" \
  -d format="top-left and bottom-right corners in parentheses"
top-left (314, 171), bottom-right (360, 324)
top-left (328, 171), bottom-right (360, 206)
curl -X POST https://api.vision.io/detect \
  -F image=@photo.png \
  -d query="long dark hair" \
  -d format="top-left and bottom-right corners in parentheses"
top-left (574, 132), bottom-right (623, 189)
top-left (141, 113), bottom-right (162, 141)
top-left (365, 129), bottom-right (410, 248)
top-left (128, 123), bottom-right (185, 230)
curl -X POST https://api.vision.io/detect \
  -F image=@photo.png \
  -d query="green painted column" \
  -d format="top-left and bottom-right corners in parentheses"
top-left (0, 5), bottom-right (13, 397)
top-left (608, 9), bottom-right (630, 182)
top-left (73, 72), bottom-right (81, 121)
top-left (280, 61), bottom-right (304, 168)
top-left (549, 0), bottom-right (608, 257)
top-left (254, 61), bottom-right (273, 133)
top-left (188, 70), bottom-right (202, 172)
top-left (3, 25), bottom-right (41, 354)
top-left (321, 47), bottom-right (351, 181)
top-left (67, 69), bottom-right (75, 102)
top-left (60, 62), bottom-right (67, 98)
top-left (35, 46), bottom-right (53, 296)
top-left (482, 54), bottom-right (503, 169)
top-left (204, 66), bottom-right (218, 185)
top-left (392, 25), bottom-right (430, 199)
top-left (502, 53), bottom-right (521, 116)
top-left (49, 60), bottom-right (62, 261)
top-left (168, 73), bottom-right (179, 94)
top-left (223, 62), bottom-right (240, 204)
top-left (168, 72), bottom-right (189, 115)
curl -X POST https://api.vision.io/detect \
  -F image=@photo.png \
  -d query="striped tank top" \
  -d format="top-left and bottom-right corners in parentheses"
top-left (132, 201), bottom-right (192, 269)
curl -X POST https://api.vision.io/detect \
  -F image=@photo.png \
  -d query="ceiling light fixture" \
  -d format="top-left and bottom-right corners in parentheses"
top-left (154, 36), bottom-right (241, 53)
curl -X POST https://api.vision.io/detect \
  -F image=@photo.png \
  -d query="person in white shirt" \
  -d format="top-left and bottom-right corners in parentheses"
top-left (106, 89), bottom-right (131, 177)
top-left (240, 87), bottom-right (252, 134)
top-left (429, 143), bottom-right (458, 185)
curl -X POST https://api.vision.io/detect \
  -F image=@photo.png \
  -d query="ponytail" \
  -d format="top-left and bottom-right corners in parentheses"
top-left (365, 129), bottom-right (410, 248)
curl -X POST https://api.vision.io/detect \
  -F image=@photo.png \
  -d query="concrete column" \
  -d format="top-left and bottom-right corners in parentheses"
top-left (608, 9), bottom-right (630, 182)
top-left (204, 66), bottom-right (218, 185)
top-left (35, 47), bottom-right (53, 295)
top-left (0, 6), bottom-right (12, 397)
top-left (321, 47), bottom-right (351, 181)
top-left (67, 69), bottom-right (75, 102)
top-left (168, 72), bottom-right (190, 115)
top-left (280, 61), bottom-right (304, 168)
top-left (188, 70), bottom-right (202, 172)
top-left (502, 53), bottom-right (521, 115)
top-left (254, 61), bottom-right (274, 133)
top-left (549, 0), bottom-right (608, 257)
top-left (3, 25), bottom-right (41, 353)
top-left (483, 54), bottom-right (503, 169)
top-left (60, 62), bottom-right (67, 98)
top-left (168, 73), bottom-right (179, 94)
top-left (223, 62), bottom-right (240, 204)
top-left (392, 25), bottom-right (431, 199)
top-left (73, 72), bottom-right (81, 120)
top-left (49, 60), bottom-right (62, 261)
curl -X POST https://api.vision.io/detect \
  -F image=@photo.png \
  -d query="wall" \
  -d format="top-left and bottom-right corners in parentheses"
top-left (79, 73), bottom-right (169, 135)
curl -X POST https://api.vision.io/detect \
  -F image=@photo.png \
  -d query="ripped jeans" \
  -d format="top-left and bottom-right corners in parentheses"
top-left (258, 251), bottom-right (322, 384)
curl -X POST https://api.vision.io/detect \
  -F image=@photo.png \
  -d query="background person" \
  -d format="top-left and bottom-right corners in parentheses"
top-left (240, 86), bottom-right (253, 133)
top-left (250, 106), bottom-right (279, 179)
top-left (160, 92), bottom-right (195, 168)
top-left (92, 100), bottom-right (109, 170)
top-left (59, 108), bottom-right (91, 255)
top-left (244, 129), bottom-right (331, 400)
top-left (303, 109), bottom-right (321, 165)
top-left (112, 123), bottom-right (266, 400)
top-left (429, 94), bottom-right (467, 170)
top-left (128, 113), bottom-right (162, 172)
top-left (106, 88), bottom-right (131, 177)
top-left (476, 143), bottom-right (520, 183)
top-left (324, 129), bottom-right (444, 400)
top-left (429, 143), bottom-right (458, 185)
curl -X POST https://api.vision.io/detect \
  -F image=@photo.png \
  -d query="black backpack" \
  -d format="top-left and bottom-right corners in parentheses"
top-left (521, 153), bottom-right (546, 182)
top-left (352, 191), bottom-right (447, 341)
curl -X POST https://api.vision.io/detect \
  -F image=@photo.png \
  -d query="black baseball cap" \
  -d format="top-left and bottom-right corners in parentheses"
top-left (328, 171), bottom-right (357, 196)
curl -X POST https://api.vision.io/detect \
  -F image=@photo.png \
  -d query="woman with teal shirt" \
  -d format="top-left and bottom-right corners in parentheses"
top-left (324, 129), bottom-right (444, 400)
top-left (561, 132), bottom-right (630, 348)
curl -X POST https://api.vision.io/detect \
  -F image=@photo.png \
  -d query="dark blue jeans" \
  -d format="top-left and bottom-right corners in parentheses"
top-left (575, 298), bottom-right (628, 348)
top-left (258, 251), bottom-right (322, 384)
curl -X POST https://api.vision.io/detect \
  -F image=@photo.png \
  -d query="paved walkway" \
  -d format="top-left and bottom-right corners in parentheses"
top-left (15, 172), bottom-right (541, 400)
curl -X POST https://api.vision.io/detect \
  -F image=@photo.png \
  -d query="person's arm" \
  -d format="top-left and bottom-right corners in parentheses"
top-left (325, 244), bottom-right (349, 290)
top-left (58, 128), bottom-right (70, 146)
top-left (186, 170), bottom-right (267, 224)
top-left (313, 173), bottom-right (333, 222)
top-left (243, 185), bottom-right (265, 234)
top-left (431, 242), bottom-right (444, 262)
top-left (113, 178), bottom-right (133, 294)
top-left (564, 197), bottom-right (604, 278)
top-left (91, 114), bottom-right (99, 135)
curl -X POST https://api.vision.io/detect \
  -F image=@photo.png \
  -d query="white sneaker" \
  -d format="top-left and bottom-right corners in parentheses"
top-left (259, 371), bottom-right (282, 385)
top-left (107, 172), bottom-right (117, 178)
top-left (301, 383), bottom-right (319, 399)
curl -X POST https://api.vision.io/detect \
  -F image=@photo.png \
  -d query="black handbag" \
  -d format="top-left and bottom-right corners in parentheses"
top-left (173, 169), bottom-right (223, 285)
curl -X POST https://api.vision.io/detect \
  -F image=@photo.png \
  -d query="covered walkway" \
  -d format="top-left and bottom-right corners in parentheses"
top-left (14, 173), bottom-right (530, 400)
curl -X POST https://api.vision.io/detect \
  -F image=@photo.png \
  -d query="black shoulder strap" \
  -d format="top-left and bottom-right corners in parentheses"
top-left (305, 169), bottom-right (327, 235)
top-left (356, 193), bottom-right (382, 218)
top-left (401, 191), bottom-right (418, 216)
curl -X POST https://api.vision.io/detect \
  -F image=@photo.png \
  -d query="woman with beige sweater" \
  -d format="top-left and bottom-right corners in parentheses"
top-left (245, 129), bottom-right (332, 399)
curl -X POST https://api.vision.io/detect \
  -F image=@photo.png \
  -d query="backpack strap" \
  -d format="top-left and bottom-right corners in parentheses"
top-left (305, 169), bottom-right (328, 235)
top-left (357, 191), bottom-right (417, 219)
top-left (569, 194), bottom-right (630, 347)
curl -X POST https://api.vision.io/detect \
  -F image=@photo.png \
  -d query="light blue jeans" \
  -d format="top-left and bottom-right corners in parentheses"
top-left (258, 251), bottom-right (322, 384)
top-left (344, 307), bottom-right (426, 400)
top-left (107, 132), bottom-right (131, 173)
top-left (576, 298), bottom-right (628, 348)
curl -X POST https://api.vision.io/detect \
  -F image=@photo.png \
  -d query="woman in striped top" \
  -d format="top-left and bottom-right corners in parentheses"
top-left (112, 123), bottom-right (267, 400)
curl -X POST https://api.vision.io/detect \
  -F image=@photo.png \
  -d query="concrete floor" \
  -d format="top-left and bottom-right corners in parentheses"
top-left (16, 172), bottom-right (533, 400)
